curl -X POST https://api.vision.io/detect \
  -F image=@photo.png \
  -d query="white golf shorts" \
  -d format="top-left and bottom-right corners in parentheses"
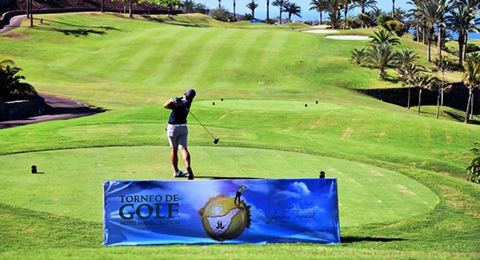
top-left (166, 124), bottom-right (188, 148)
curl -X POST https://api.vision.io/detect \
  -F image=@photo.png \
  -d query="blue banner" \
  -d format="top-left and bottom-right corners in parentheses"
top-left (104, 178), bottom-right (340, 245)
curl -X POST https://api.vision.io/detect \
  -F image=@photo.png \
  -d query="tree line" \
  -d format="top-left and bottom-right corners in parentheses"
top-left (349, 0), bottom-right (479, 124)
top-left (351, 28), bottom-right (479, 124)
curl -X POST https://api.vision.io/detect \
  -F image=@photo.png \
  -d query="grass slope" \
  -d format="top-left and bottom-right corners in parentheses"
top-left (0, 13), bottom-right (479, 259)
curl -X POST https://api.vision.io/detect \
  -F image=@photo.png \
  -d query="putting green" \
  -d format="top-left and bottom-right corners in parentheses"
top-left (195, 100), bottom-right (345, 112)
top-left (0, 146), bottom-right (438, 227)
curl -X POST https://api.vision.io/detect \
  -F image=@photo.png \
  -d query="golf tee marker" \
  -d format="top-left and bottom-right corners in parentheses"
top-left (104, 178), bottom-right (340, 246)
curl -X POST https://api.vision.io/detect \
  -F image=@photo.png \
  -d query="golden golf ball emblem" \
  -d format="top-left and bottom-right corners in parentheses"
top-left (198, 194), bottom-right (251, 241)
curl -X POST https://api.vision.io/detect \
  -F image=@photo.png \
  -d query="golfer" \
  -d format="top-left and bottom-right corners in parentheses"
top-left (235, 185), bottom-right (247, 205)
top-left (164, 88), bottom-right (196, 179)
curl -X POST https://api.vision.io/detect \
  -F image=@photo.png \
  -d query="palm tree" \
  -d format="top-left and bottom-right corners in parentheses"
top-left (27, 0), bottom-right (33, 27)
top-left (352, 0), bottom-right (377, 27)
top-left (266, 0), bottom-right (270, 21)
top-left (353, 0), bottom-right (377, 14)
top-left (340, 0), bottom-right (354, 30)
top-left (410, 0), bottom-right (449, 62)
top-left (405, 7), bottom-right (424, 43)
top-left (395, 49), bottom-right (419, 68)
top-left (233, 0), bottom-right (237, 21)
top-left (0, 58), bottom-right (14, 70)
top-left (413, 73), bottom-right (438, 114)
top-left (322, 0), bottom-right (343, 29)
top-left (446, 1), bottom-right (480, 66)
top-left (461, 57), bottom-right (480, 123)
top-left (392, 0), bottom-right (395, 17)
top-left (364, 43), bottom-right (398, 80)
top-left (432, 57), bottom-right (451, 119)
top-left (272, 0), bottom-right (289, 24)
top-left (328, 10), bottom-right (342, 29)
top-left (434, 56), bottom-right (451, 109)
top-left (395, 49), bottom-right (420, 108)
top-left (369, 8), bottom-right (384, 24)
top-left (392, 7), bottom-right (407, 22)
top-left (284, 2), bottom-right (302, 21)
top-left (368, 28), bottom-right (401, 47)
top-left (182, 0), bottom-right (195, 13)
top-left (246, 0), bottom-right (259, 18)
top-left (309, 0), bottom-right (328, 24)
top-left (0, 62), bottom-right (36, 102)
top-left (350, 48), bottom-right (366, 66)
top-left (396, 63), bottom-right (425, 110)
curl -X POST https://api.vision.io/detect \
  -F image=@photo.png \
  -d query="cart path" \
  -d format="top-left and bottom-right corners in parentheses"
top-left (0, 14), bottom-right (26, 34)
top-left (0, 93), bottom-right (104, 129)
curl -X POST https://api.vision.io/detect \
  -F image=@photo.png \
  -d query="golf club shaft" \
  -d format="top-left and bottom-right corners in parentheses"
top-left (188, 109), bottom-right (216, 140)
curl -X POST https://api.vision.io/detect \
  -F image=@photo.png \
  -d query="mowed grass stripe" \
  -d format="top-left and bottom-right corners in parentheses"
top-left (116, 26), bottom-right (193, 83)
top-left (45, 32), bottom-right (143, 83)
top-left (95, 27), bottom-right (173, 82)
top-left (135, 26), bottom-right (191, 85)
top-left (197, 29), bottom-right (284, 96)
top-left (158, 28), bottom-right (233, 88)
top-left (220, 29), bottom-right (275, 86)
top-left (186, 28), bottom-right (264, 90)
top-left (144, 27), bottom-right (221, 88)
top-left (55, 24), bottom-right (172, 83)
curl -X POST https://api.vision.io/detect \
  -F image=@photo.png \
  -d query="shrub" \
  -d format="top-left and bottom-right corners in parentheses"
top-left (443, 45), bottom-right (458, 56)
top-left (466, 142), bottom-right (480, 184)
top-left (385, 20), bottom-right (406, 37)
top-left (377, 14), bottom-right (393, 29)
top-left (209, 7), bottom-right (232, 22)
top-left (357, 13), bottom-right (372, 28)
top-left (265, 18), bottom-right (275, 24)
top-left (243, 13), bottom-right (253, 21)
top-left (466, 43), bottom-right (480, 53)
top-left (343, 17), bottom-right (359, 29)
top-left (0, 59), bottom-right (37, 101)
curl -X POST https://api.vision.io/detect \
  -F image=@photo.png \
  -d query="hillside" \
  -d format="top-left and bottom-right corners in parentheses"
top-left (0, 0), bottom-right (163, 14)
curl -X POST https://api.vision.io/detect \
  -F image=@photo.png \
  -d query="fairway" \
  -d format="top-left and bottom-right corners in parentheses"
top-left (196, 100), bottom-right (345, 111)
top-left (0, 146), bottom-right (438, 226)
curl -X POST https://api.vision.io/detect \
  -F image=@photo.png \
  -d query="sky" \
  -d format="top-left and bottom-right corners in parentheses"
top-left (203, 0), bottom-right (411, 22)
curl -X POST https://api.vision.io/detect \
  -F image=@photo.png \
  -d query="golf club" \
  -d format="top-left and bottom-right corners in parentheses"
top-left (187, 109), bottom-right (219, 144)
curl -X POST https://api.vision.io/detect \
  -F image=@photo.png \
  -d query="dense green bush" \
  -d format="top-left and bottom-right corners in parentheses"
top-left (243, 13), bottom-right (253, 20)
top-left (343, 17), bottom-right (359, 29)
top-left (377, 14), bottom-right (394, 29)
top-left (467, 142), bottom-right (480, 184)
top-left (209, 7), bottom-right (232, 22)
top-left (466, 43), bottom-right (480, 53)
top-left (0, 59), bottom-right (37, 101)
top-left (385, 20), bottom-right (406, 37)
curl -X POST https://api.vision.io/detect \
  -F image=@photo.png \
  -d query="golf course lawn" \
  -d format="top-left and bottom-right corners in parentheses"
top-left (0, 146), bottom-right (438, 225)
top-left (0, 12), bottom-right (479, 259)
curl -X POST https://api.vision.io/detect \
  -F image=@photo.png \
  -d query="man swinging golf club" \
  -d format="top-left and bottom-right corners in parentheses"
top-left (163, 88), bottom-right (196, 180)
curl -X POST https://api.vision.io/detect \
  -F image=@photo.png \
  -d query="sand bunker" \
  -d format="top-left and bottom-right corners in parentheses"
top-left (325, 35), bottom-right (370, 40)
top-left (309, 25), bottom-right (330, 29)
top-left (302, 29), bottom-right (339, 34)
